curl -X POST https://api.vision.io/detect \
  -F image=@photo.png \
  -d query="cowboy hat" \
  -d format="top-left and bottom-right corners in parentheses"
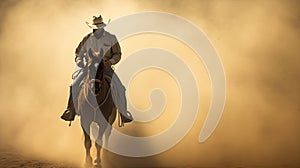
top-left (86, 15), bottom-right (110, 29)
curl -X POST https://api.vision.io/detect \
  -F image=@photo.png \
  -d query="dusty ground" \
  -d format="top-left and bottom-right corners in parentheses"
top-left (0, 147), bottom-right (77, 168)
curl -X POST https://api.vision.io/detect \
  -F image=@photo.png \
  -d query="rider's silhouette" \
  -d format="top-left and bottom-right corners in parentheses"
top-left (61, 15), bottom-right (133, 124)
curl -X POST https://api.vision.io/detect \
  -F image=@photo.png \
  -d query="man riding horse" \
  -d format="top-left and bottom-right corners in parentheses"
top-left (61, 15), bottom-right (133, 125)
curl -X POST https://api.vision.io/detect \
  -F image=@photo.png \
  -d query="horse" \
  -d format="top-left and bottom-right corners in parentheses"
top-left (76, 51), bottom-right (117, 168)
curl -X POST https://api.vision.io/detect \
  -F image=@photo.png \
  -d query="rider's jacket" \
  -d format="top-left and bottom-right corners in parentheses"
top-left (75, 30), bottom-right (121, 65)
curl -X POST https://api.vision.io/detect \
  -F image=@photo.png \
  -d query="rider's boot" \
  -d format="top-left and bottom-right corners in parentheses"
top-left (61, 86), bottom-right (76, 121)
top-left (115, 85), bottom-right (133, 123)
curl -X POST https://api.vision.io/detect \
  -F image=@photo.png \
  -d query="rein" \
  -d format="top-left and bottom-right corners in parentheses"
top-left (72, 68), bottom-right (83, 80)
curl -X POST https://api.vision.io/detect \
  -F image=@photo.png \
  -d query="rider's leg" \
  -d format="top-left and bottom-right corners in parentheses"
top-left (61, 69), bottom-right (85, 121)
top-left (108, 68), bottom-right (133, 123)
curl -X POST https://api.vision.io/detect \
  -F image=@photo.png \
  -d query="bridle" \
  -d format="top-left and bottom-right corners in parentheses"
top-left (83, 72), bottom-right (112, 108)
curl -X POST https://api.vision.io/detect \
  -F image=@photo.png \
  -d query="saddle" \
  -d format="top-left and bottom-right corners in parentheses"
top-left (61, 60), bottom-right (133, 126)
top-left (61, 61), bottom-right (107, 123)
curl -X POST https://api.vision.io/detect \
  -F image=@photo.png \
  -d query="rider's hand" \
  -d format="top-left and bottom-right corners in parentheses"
top-left (104, 60), bottom-right (112, 67)
top-left (76, 60), bottom-right (84, 68)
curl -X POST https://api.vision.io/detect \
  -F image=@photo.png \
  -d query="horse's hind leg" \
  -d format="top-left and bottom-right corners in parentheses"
top-left (82, 128), bottom-right (93, 167)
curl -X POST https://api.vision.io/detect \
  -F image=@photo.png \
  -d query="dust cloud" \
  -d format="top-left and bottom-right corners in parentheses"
top-left (0, 0), bottom-right (299, 167)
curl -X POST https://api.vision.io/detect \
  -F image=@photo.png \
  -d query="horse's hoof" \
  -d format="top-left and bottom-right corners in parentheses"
top-left (84, 156), bottom-right (93, 168)
top-left (84, 163), bottom-right (93, 168)
top-left (93, 158), bottom-right (101, 168)
top-left (94, 158), bottom-right (101, 164)
top-left (93, 164), bottom-right (102, 168)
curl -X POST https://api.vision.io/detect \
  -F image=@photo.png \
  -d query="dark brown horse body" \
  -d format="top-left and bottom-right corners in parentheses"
top-left (77, 56), bottom-right (117, 167)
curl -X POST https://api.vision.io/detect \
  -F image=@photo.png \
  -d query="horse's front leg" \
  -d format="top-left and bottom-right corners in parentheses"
top-left (95, 140), bottom-right (102, 167)
top-left (83, 128), bottom-right (93, 167)
top-left (94, 121), bottom-right (108, 167)
top-left (105, 108), bottom-right (117, 148)
top-left (101, 108), bottom-right (117, 167)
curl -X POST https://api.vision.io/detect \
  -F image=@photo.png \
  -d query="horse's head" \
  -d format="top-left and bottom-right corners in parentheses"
top-left (85, 48), bottom-right (105, 95)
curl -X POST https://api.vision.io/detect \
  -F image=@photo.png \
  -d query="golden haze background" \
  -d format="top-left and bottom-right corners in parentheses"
top-left (0, 0), bottom-right (299, 167)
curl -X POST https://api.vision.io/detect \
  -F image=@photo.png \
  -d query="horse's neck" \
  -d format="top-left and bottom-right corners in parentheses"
top-left (98, 76), bottom-right (110, 100)
top-left (96, 63), bottom-right (104, 80)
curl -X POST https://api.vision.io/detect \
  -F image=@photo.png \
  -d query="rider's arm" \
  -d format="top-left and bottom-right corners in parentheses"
top-left (75, 34), bottom-right (91, 67)
top-left (109, 35), bottom-right (121, 65)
